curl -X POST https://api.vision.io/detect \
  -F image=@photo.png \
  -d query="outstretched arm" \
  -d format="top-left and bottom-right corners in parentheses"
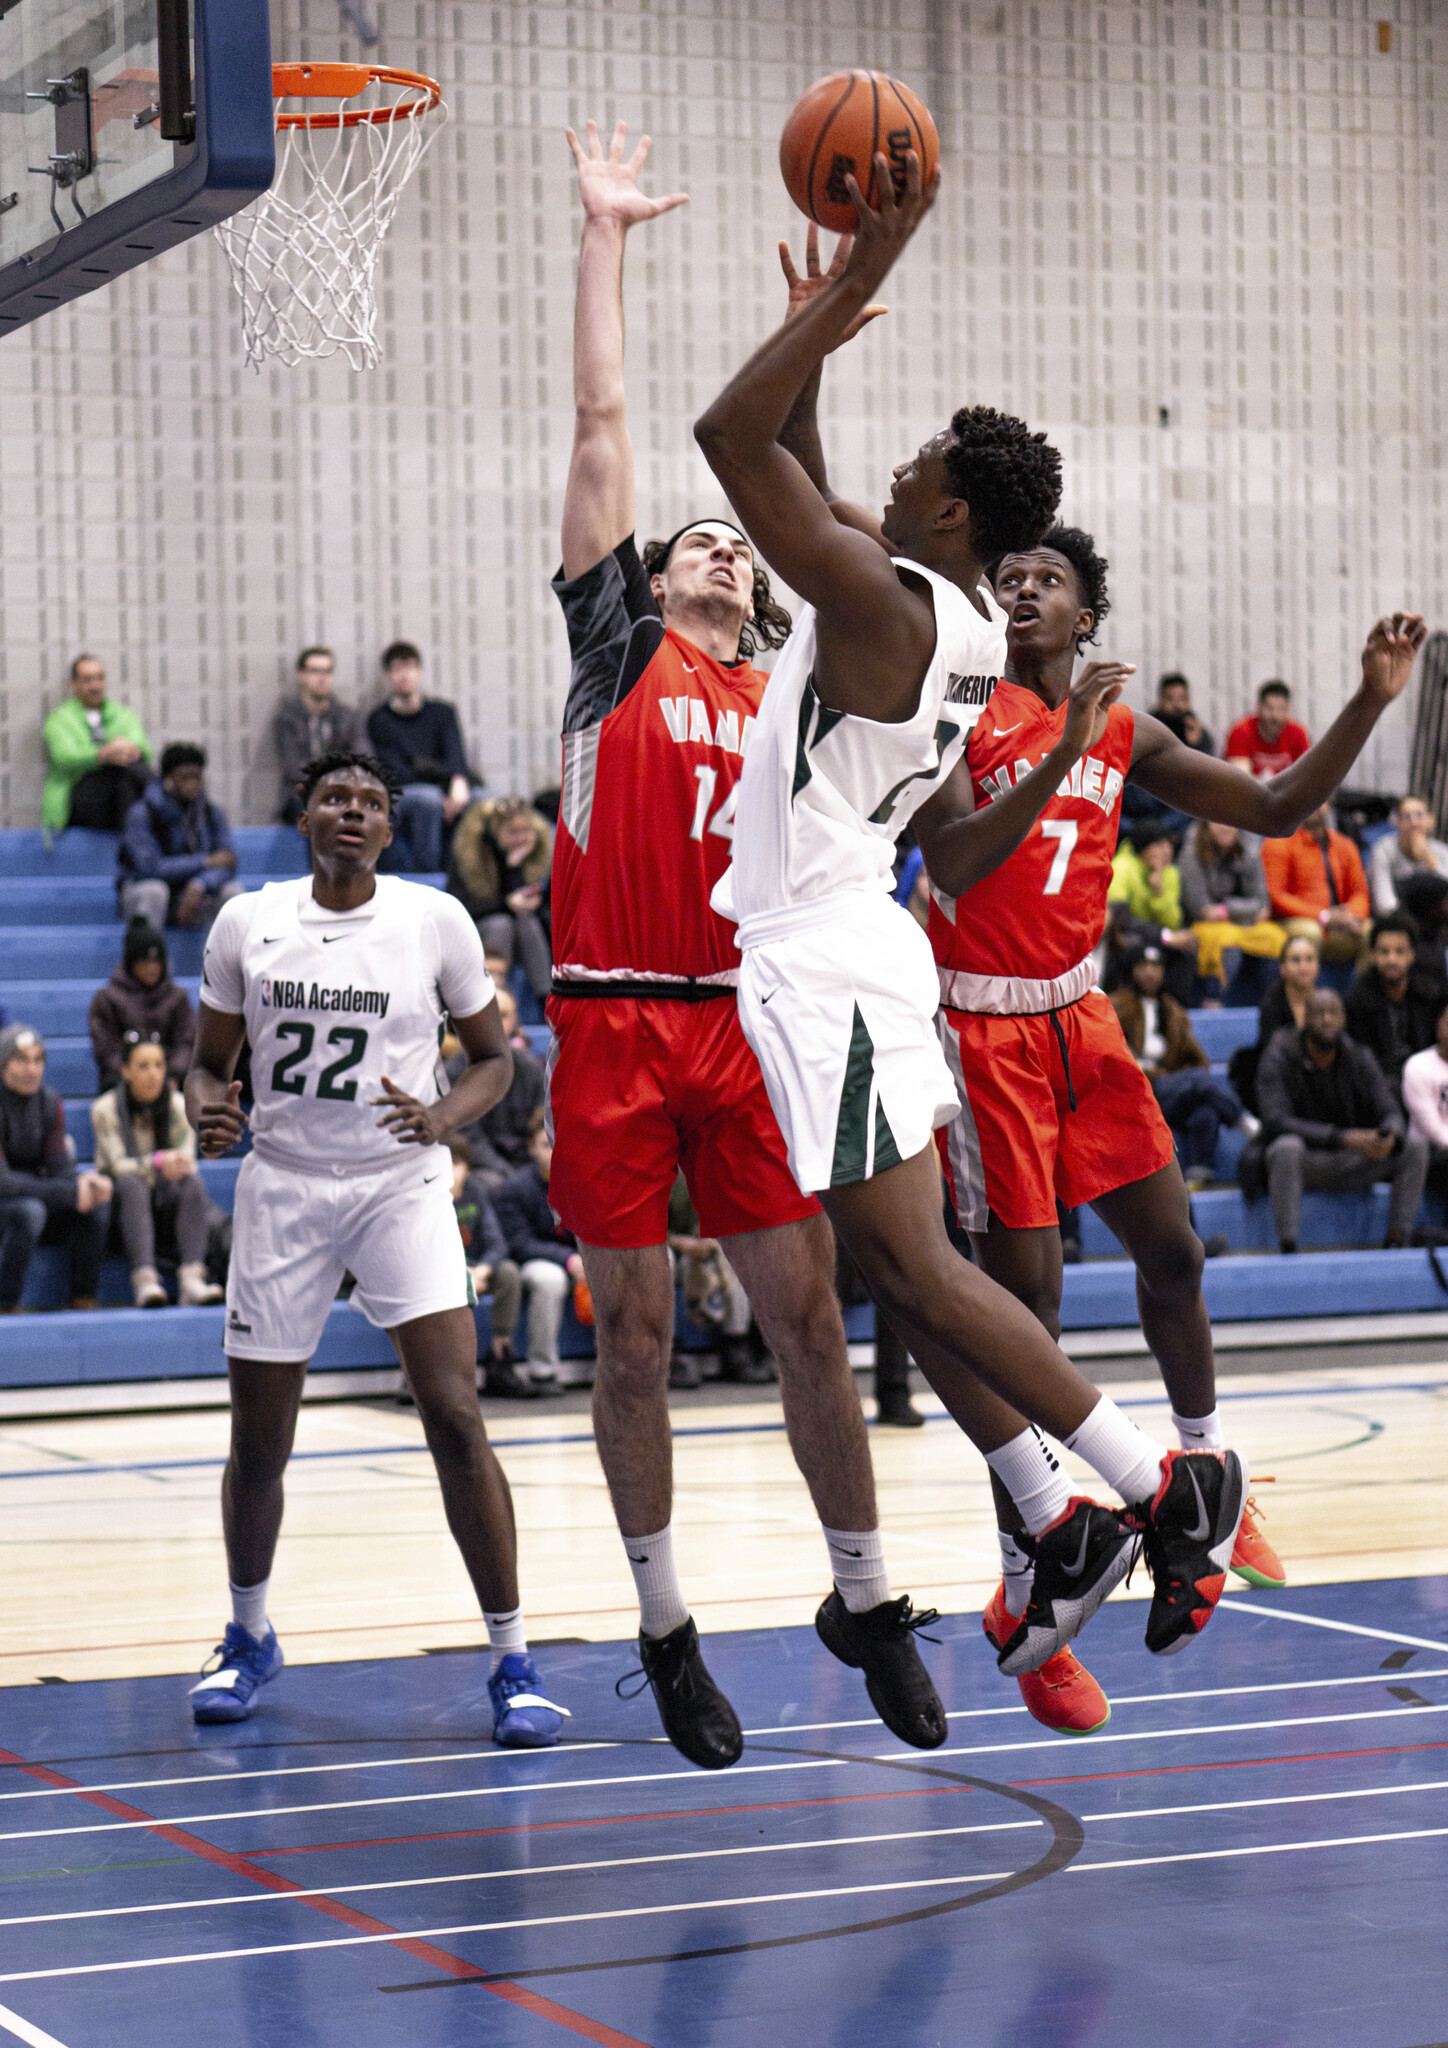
top-left (776, 226), bottom-right (889, 548)
top-left (560, 121), bottom-right (687, 581)
top-left (914, 664), bottom-right (1133, 897)
top-left (1130, 614), bottom-right (1427, 831)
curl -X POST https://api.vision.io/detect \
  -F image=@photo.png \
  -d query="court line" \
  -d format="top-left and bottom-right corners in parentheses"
top-left (1076, 1777), bottom-right (1448, 1823)
top-left (0, 2005), bottom-right (67, 2048)
top-left (1218, 1598), bottom-right (1448, 1655)
top-left (5, 1829), bottom-right (1444, 1988)
top-left (8, 1702), bottom-right (1447, 1845)
top-left (1015, 1736), bottom-right (1448, 1792)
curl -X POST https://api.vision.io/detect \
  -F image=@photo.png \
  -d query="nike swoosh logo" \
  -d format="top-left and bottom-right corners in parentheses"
top-left (682, 662), bottom-right (698, 673)
top-left (627, 1553), bottom-right (650, 1564)
top-left (760, 989), bottom-right (777, 1007)
top-left (1185, 1464), bottom-right (1212, 1542)
top-left (839, 1547), bottom-right (864, 1558)
top-left (1060, 1519), bottom-right (1094, 1578)
top-left (993, 721), bottom-right (1022, 735)
top-left (322, 934), bottom-right (347, 943)
top-left (423, 1172), bottom-right (440, 1184)
top-left (262, 936), bottom-right (282, 944)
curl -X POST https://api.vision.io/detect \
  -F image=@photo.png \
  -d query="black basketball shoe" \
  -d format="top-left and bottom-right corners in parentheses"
top-left (622, 1618), bottom-right (744, 1770)
top-left (1129, 1449), bottom-right (1246, 1657)
top-left (815, 1591), bottom-right (948, 1749)
top-left (994, 1497), bottom-right (1137, 1678)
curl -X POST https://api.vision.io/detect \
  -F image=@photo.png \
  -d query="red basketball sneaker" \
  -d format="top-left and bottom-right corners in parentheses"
top-left (982, 1582), bottom-right (1111, 1736)
top-left (1131, 1449), bottom-right (1246, 1656)
top-left (1230, 1494), bottom-right (1286, 1589)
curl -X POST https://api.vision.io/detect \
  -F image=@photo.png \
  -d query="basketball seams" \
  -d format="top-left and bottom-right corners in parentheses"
top-left (805, 72), bottom-right (861, 227)
top-left (867, 72), bottom-right (881, 210)
top-left (782, 68), bottom-right (939, 234)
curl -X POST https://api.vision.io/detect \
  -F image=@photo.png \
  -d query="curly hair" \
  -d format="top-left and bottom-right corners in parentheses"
top-left (641, 537), bottom-right (792, 661)
top-left (296, 749), bottom-right (403, 816)
top-left (942, 407), bottom-right (1062, 562)
top-left (1034, 522), bottom-right (1111, 647)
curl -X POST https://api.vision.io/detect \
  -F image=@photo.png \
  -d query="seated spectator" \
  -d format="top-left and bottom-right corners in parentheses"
top-left (447, 798), bottom-right (554, 1002)
top-left (1226, 681), bottom-right (1310, 780)
top-left (43, 654), bottom-right (152, 835)
top-left (118, 744), bottom-right (242, 930)
top-left (0, 1025), bottom-right (110, 1313)
top-left (1260, 800), bottom-right (1370, 965)
top-left (273, 648), bottom-right (365, 824)
top-left (444, 986), bottom-right (545, 1188)
top-left (1228, 930), bottom-right (1322, 1118)
top-left (1399, 871), bottom-right (1448, 981)
top-left (1257, 989), bottom-right (1429, 1252)
top-left (493, 1113), bottom-right (586, 1387)
top-left (667, 1172), bottom-right (771, 1388)
top-left (366, 641), bottom-right (472, 872)
top-left (1343, 912), bottom-right (1446, 1104)
top-left (1369, 795), bottom-right (1448, 914)
top-left (1178, 820), bottom-right (1284, 995)
top-left (448, 1136), bottom-right (537, 1400)
top-left (1110, 946), bottom-right (1253, 1188)
top-left (1107, 819), bottom-right (1197, 1003)
top-left (1153, 673), bottom-right (1215, 756)
top-left (88, 920), bottom-right (196, 1091)
top-left (89, 1033), bottom-right (222, 1308)
top-left (1403, 1004), bottom-right (1448, 1207)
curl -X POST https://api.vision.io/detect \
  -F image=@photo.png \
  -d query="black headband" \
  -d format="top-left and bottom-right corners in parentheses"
top-left (657, 519), bottom-right (752, 568)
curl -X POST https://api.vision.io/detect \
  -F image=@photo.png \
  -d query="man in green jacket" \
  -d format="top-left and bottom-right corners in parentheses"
top-left (43, 655), bottom-right (151, 833)
top-left (1108, 817), bottom-right (1199, 1003)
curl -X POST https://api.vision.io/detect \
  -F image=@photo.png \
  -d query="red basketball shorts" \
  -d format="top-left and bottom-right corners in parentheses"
top-left (935, 988), bottom-right (1175, 1232)
top-left (544, 993), bottom-right (820, 1249)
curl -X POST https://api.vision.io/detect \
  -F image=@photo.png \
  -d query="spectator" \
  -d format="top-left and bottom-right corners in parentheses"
top-left (1403, 1004), bottom-right (1448, 1207)
top-left (43, 654), bottom-right (151, 834)
top-left (448, 1136), bottom-right (536, 1400)
top-left (88, 920), bottom-right (196, 1091)
top-left (447, 798), bottom-right (554, 1002)
top-left (1110, 946), bottom-right (1253, 1188)
top-left (1260, 800), bottom-right (1371, 965)
top-left (89, 1032), bottom-right (222, 1308)
top-left (365, 641), bottom-right (471, 872)
top-left (1178, 819), bottom-right (1284, 995)
top-left (0, 1025), bottom-right (110, 1313)
top-left (1369, 796), bottom-right (1448, 914)
top-left (1226, 681), bottom-right (1311, 779)
top-left (1228, 930), bottom-right (1322, 1119)
top-left (444, 986), bottom-right (545, 1188)
top-left (118, 744), bottom-right (242, 930)
top-left (1399, 872), bottom-right (1448, 982)
top-left (1343, 912), bottom-right (1446, 1102)
top-left (273, 648), bottom-right (365, 824)
top-left (1107, 819), bottom-right (1197, 1003)
top-left (493, 1113), bottom-right (585, 1387)
top-left (667, 1173), bottom-right (772, 1387)
top-left (1153, 673), bottom-right (1215, 756)
top-left (1257, 989), bottom-right (1429, 1252)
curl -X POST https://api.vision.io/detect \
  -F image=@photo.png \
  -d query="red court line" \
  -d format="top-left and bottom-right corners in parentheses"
top-left (0, 1745), bottom-right (650, 2047)
top-left (1012, 1737), bottom-right (1448, 1791)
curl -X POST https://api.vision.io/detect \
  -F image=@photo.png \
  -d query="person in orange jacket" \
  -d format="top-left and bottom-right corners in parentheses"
top-left (1261, 801), bottom-right (1371, 962)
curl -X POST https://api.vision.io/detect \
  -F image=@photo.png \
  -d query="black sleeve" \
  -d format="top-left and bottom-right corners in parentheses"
top-left (552, 535), bottom-right (667, 736)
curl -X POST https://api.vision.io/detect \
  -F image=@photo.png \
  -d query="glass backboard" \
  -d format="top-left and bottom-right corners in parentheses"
top-left (0, 0), bottom-right (273, 335)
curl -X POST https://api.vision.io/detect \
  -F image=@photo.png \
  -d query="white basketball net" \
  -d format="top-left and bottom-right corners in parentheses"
top-left (215, 74), bottom-right (446, 373)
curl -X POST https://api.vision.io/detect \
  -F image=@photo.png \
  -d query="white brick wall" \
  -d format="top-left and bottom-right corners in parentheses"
top-left (0, 0), bottom-right (1440, 825)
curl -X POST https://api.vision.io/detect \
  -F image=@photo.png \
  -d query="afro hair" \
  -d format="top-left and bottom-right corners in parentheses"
top-left (1035, 522), bottom-right (1111, 647)
top-left (942, 406), bottom-right (1063, 562)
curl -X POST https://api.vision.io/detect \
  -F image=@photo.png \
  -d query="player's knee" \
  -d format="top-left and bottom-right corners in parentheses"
top-left (1137, 1219), bottom-right (1204, 1301)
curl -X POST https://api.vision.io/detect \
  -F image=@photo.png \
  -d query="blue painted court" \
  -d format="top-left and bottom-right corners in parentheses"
top-left (1, 1576), bottom-right (1445, 2048)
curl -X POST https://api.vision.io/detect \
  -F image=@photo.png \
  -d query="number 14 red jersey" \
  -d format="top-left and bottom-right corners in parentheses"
top-left (928, 679), bottom-right (1135, 1013)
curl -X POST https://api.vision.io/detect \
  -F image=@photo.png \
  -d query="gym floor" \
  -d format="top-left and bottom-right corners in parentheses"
top-left (1, 1362), bottom-right (1445, 2046)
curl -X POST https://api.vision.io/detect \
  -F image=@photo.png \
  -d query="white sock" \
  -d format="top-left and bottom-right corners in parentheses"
top-left (1063, 1397), bottom-right (1168, 1507)
top-left (624, 1525), bottom-right (690, 1641)
top-left (1172, 1408), bottom-right (1225, 1451)
top-left (229, 1578), bottom-right (269, 1641)
top-left (822, 1526), bottom-right (890, 1614)
top-left (485, 1606), bottom-right (528, 1674)
top-left (984, 1426), bottom-right (1073, 1536)
top-left (998, 1532), bottom-right (1034, 1618)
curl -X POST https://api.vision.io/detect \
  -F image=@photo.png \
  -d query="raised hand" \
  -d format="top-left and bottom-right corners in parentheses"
top-left (565, 119), bottom-right (688, 229)
top-left (837, 148), bottom-right (940, 300)
top-left (1361, 612), bottom-right (1428, 706)
top-left (778, 222), bottom-right (886, 346)
top-left (1063, 661), bottom-right (1134, 756)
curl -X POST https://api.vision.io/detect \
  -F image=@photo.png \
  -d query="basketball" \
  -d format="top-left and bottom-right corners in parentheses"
top-left (779, 70), bottom-right (939, 234)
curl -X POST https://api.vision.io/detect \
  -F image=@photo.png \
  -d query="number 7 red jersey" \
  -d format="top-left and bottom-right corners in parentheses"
top-left (928, 678), bottom-right (1135, 1013)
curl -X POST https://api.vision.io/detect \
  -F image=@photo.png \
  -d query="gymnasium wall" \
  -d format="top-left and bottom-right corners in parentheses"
top-left (0, 0), bottom-right (1441, 828)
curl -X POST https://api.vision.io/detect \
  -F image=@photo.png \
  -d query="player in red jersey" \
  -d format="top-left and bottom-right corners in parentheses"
top-left (916, 522), bottom-right (1425, 1732)
top-left (548, 120), bottom-right (945, 1769)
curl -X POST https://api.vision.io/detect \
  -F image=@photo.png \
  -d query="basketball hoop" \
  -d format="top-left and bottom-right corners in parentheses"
top-left (214, 62), bottom-right (446, 373)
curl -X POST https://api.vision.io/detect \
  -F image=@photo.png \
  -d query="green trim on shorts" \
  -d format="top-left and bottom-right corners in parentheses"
top-left (831, 1004), bottom-right (904, 1185)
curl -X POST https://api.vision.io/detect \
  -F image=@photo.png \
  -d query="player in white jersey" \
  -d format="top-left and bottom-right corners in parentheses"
top-left (183, 751), bottom-right (568, 1746)
top-left (696, 166), bottom-right (1249, 1673)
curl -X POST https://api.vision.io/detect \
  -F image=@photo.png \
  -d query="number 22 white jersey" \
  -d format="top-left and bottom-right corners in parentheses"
top-left (201, 876), bottom-right (494, 1176)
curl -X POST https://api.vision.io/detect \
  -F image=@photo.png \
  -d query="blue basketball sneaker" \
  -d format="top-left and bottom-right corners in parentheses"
top-left (488, 1652), bottom-right (570, 1748)
top-left (189, 1622), bottom-right (284, 1725)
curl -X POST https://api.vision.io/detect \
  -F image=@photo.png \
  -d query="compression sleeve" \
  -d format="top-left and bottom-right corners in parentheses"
top-left (552, 535), bottom-right (666, 736)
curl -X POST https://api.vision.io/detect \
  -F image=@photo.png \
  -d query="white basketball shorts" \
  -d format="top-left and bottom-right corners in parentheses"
top-left (225, 1145), bottom-right (470, 1362)
top-left (734, 892), bottom-right (961, 1194)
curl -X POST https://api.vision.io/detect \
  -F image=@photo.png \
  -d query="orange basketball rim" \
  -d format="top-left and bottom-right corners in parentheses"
top-left (271, 62), bottom-right (443, 129)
